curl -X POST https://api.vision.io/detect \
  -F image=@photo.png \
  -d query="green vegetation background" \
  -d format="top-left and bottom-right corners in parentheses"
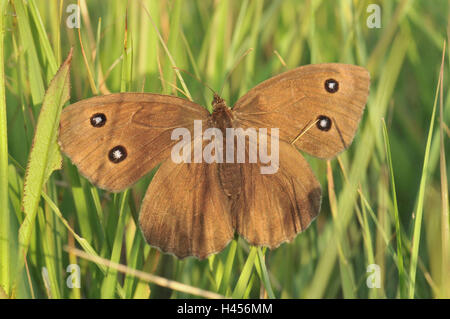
top-left (0, 0), bottom-right (449, 299)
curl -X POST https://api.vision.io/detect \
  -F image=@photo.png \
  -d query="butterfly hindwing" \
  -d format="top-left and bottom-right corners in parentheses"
top-left (138, 138), bottom-right (234, 259)
top-left (230, 136), bottom-right (321, 248)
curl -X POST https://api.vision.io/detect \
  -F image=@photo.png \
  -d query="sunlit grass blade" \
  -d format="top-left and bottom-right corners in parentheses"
top-left (218, 240), bottom-right (238, 296)
top-left (408, 42), bottom-right (446, 298)
top-left (41, 191), bottom-right (126, 297)
top-left (438, 39), bottom-right (449, 298)
top-left (68, 246), bottom-right (225, 299)
top-left (0, 0), bottom-right (10, 296)
top-left (381, 118), bottom-right (406, 298)
top-left (13, 0), bottom-right (45, 105)
top-left (141, 1), bottom-right (192, 101)
top-left (326, 160), bottom-right (356, 298)
top-left (255, 249), bottom-right (275, 299)
top-left (231, 246), bottom-right (257, 298)
top-left (15, 49), bottom-right (73, 291)
top-left (27, 0), bottom-right (58, 76)
top-left (100, 191), bottom-right (129, 298)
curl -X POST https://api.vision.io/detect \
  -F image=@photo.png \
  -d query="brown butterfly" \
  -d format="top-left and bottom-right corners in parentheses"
top-left (59, 63), bottom-right (370, 259)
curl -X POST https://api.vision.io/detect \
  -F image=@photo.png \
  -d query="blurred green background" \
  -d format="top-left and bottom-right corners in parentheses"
top-left (0, 0), bottom-right (449, 299)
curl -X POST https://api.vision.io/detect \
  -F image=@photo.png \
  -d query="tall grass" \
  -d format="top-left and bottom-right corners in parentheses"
top-left (0, 0), bottom-right (449, 299)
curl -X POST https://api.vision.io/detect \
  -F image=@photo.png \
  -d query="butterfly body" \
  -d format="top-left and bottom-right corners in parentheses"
top-left (59, 63), bottom-right (370, 258)
top-left (208, 94), bottom-right (242, 204)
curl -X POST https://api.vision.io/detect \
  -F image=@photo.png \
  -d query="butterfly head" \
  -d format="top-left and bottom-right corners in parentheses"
top-left (212, 93), bottom-right (226, 110)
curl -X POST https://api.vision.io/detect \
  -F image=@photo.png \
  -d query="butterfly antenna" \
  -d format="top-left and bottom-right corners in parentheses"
top-left (219, 48), bottom-right (254, 96)
top-left (172, 67), bottom-right (216, 96)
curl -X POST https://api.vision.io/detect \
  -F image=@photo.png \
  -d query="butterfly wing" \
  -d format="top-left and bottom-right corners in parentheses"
top-left (227, 135), bottom-right (321, 248)
top-left (233, 63), bottom-right (370, 159)
top-left (59, 93), bottom-right (209, 192)
top-left (138, 139), bottom-right (234, 259)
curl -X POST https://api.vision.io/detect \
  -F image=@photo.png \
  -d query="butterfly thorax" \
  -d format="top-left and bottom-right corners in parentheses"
top-left (210, 93), bottom-right (235, 131)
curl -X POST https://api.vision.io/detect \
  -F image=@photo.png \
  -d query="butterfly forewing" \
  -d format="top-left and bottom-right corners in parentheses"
top-left (59, 93), bottom-right (209, 192)
top-left (233, 63), bottom-right (370, 159)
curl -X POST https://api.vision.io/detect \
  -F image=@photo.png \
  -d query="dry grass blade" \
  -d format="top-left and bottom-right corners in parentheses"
top-left (65, 246), bottom-right (227, 299)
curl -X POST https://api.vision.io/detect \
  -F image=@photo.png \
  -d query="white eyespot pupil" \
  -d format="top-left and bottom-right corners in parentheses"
top-left (327, 82), bottom-right (336, 90)
top-left (112, 150), bottom-right (123, 159)
top-left (320, 119), bottom-right (328, 128)
top-left (93, 116), bottom-right (103, 124)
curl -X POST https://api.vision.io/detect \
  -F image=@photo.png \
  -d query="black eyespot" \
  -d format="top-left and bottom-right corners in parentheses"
top-left (316, 115), bottom-right (332, 131)
top-left (90, 113), bottom-right (107, 127)
top-left (108, 145), bottom-right (127, 163)
top-left (324, 79), bottom-right (339, 93)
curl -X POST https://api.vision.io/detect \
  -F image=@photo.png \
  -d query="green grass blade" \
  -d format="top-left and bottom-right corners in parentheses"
top-left (327, 161), bottom-right (356, 298)
top-left (142, 1), bottom-right (192, 100)
top-left (256, 249), bottom-right (275, 299)
top-left (15, 49), bottom-right (72, 291)
top-left (12, 0), bottom-right (45, 105)
top-left (381, 119), bottom-right (406, 298)
top-left (0, 0), bottom-right (10, 296)
top-left (27, 0), bottom-right (58, 76)
top-left (218, 239), bottom-right (237, 296)
top-left (408, 45), bottom-right (444, 298)
top-left (41, 191), bottom-right (126, 298)
top-left (231, 247), bottom-right (257, 298)
top-left (36, 206), bottom-right (61, 298)
top-left (438, 39), bottom-right (450, 298)
top-left (101, 191), bottom-right (129, 298)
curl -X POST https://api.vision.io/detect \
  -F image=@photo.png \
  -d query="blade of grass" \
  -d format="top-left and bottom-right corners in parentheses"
top-left (0, 0), bottom-right (10, 296)
top-left (357, 189), bottom-right (377, 298)
top-left (381, 118), bottom-right (406, 298)
top-left (100, 191), bottom-right (129, 298)
top-left (40, 191), bottom-right (126, 297)
top-left (36, 205), bottom-right (61, 298)
top-left (15, 49), bottom-right (72, 292)
top-left (141, 1), bottom-right (192, 101)
top-left (438, 38), bottom-right (449, 298)
top-left (48, 0), bottom-right (62, 65)
top-left (326, 160), bottom-right (356, 298)
top-left (123, 226), bottom-right (144, 298)
top-left (163, 0), bottom-right (182, 92)
top-left (27, 0), bottom-right (58, 76)
top-left (77, 19), bottom-right (98, 95)
top-left (64, 163), bottom-right (94, 243)
top-left (366, 0), bottom-right (410, 76)
top-left (13, 0), bottom-right (45, 105)
top-left (231, 246), bottom-right (257, 298)
top-left (67, 246), bottom-right (226, 299)
top-left (408, 42), bottom-right (445, 298)
top-left (255, 248), bottom-right (275, 299)
top-left (218, 239), bottom-right (237, 296)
